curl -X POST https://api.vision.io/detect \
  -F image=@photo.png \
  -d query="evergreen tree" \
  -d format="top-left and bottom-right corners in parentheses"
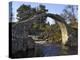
top-left (17, 4), bottom-right (36, 21)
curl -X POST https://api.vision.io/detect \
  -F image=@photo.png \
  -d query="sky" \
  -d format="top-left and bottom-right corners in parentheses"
top-left (9, 1), bottom-right (78, 24)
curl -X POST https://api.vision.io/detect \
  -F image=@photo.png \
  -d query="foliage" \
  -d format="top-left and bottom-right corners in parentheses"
top-left (36, 4), bottom-right (48, 14)
top-left (17, 4), bottom-right (48, 22)
top-left (31, 22), bottom-right (62, 43)
top-left (61, 5), bottom-right (78, 23)
top-left (17, 4), bottom-right (36, 21)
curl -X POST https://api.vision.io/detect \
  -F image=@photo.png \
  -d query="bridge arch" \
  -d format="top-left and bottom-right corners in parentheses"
top-left (13, 13), bottom-right (69, 45)
top-left (44, 13), bottom-right (68, 45)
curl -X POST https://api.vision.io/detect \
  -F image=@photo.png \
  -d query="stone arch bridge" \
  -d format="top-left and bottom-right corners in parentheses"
top-left (12, 13), bottom-right (69, 45)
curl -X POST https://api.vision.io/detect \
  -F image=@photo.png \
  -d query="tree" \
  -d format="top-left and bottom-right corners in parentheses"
top-left (17, 4), bottom-right (48, 23)
top-left (36, 4), bottom-right (48, 23)
top-left (36, 4), bottom-right (48, 14)
top-left (61, 5), bottom-right (78, 23)
top-left (17, 4), bottom-right (36, 21)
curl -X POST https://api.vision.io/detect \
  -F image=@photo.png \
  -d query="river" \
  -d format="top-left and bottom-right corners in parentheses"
top-left (35, 43), bottom-right (61, 57)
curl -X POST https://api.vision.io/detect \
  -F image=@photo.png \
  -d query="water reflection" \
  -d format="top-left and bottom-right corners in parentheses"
top-left (41, 44), bottom-right (61, 56)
